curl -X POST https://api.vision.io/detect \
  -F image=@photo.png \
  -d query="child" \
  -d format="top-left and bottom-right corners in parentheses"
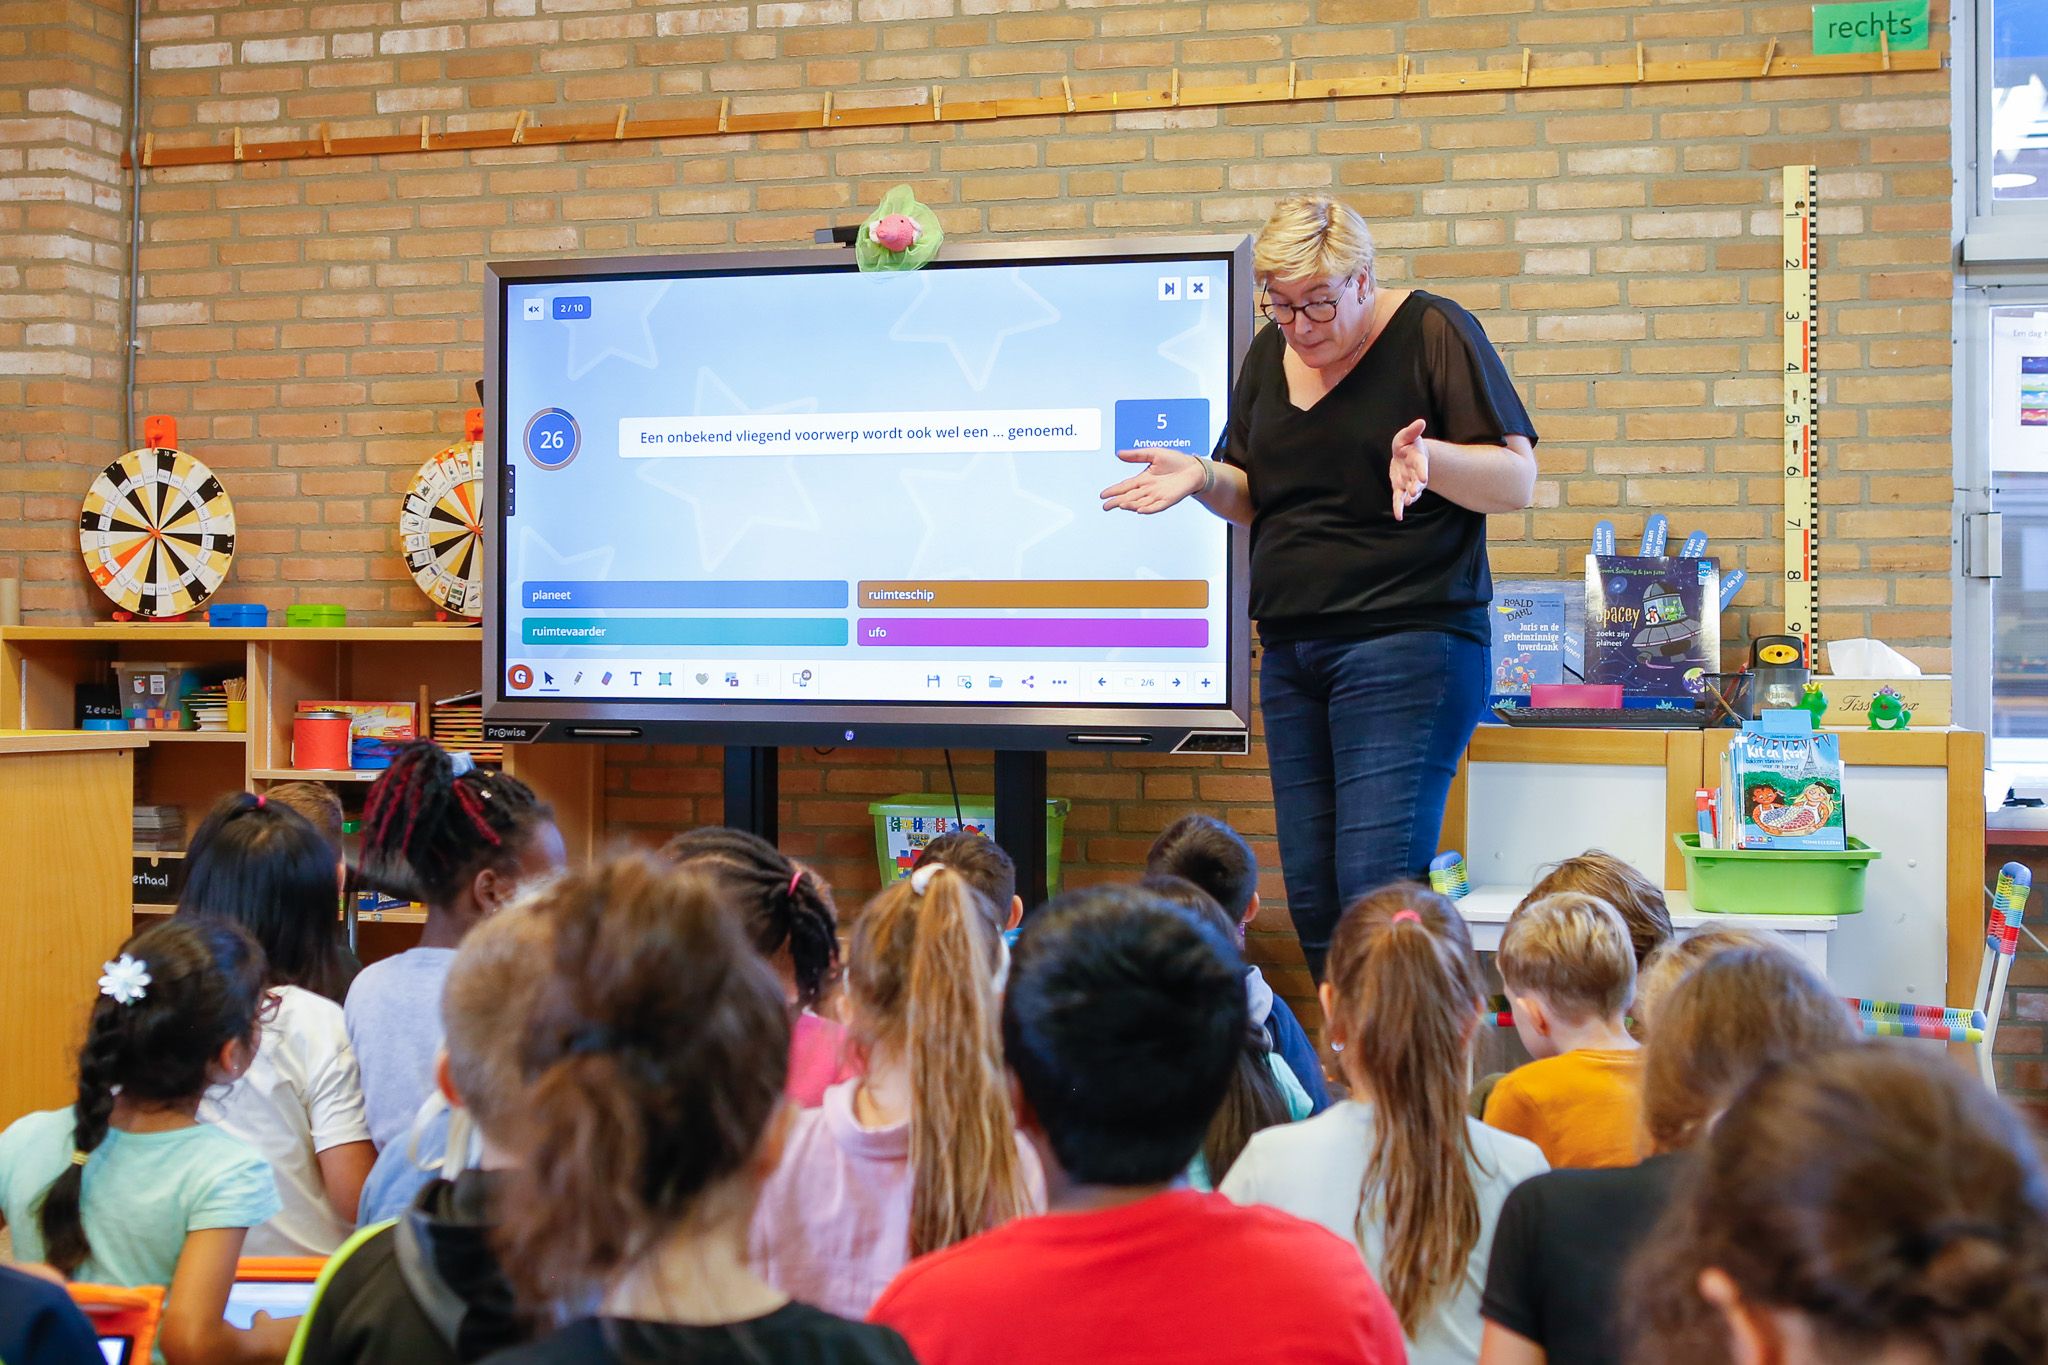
top-left (1629, 925), bottom-right (1778, 1036)
top-left (261, 782), bottom-right (361, 1001)
top-left (1516, 851), bottom-right (1672, 970)
top-left (347, 743), bottom-right (563, 1150)
top-left (1483, 892), bottom-right (1641, 1169)
top-left (1222, 887), bottom-right (1548, 1365)
top-left (0, 1263), bottom-right (104, 1365)
top-left (1478, 941), bottom-right (1855, 1365)
top-left (0, 919), bottom-right (292, 1365)
top-left (912, 829), bottom-right (1023, 928)
top-left (665, 825), bottom-right (849, 1106)
top-left (1138, 873), bottom-right (1307, 1188)
top-left (1148, 813), bottom-right (1332, 1112)
top-left (1627, 1046), bottom-right (2048, 1365)
top-left (178, 793), bottom-right (374, 1258)
top-left (750, 863), bottom-right (1042, 1317)
top-left (870, 885), bottom-right (1407, 1365)
top-left (286, 901), bottom-right (553, 1365)
top-left (483, 854), bottom-right (919, 1365)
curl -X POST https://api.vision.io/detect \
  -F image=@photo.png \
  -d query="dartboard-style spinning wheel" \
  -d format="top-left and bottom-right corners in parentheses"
top-left (398, 408), bottom-right (485, 618)
top-left (78, 418), bottom-right (236, 619)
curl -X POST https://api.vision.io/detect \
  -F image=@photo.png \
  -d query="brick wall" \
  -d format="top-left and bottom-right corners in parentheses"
top-left (7, 0), bottom-right (1956, 998)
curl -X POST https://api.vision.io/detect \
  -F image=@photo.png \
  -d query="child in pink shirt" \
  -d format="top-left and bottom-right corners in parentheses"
top-left (666, 827), bottom-right (856, 1106)
top-left (750, 863), bottom-right (1044, 1316)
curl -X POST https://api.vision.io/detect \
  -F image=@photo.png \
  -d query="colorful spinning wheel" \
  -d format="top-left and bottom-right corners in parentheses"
top-left (398, 408), bottom-right (485, 618)
top-left (78, 416), bottom-right (236, 619)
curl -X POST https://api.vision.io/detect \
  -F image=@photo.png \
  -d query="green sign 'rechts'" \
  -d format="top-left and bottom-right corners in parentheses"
top-left (1812, 0), bottom-right (1931, 54)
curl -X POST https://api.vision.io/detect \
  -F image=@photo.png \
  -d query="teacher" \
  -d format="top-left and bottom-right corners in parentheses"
top-left (1103, 195), bottom-right (1538, 980)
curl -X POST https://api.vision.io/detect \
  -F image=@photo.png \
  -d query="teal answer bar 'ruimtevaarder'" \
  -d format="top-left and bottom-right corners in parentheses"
top-left (522, 618), bottom-right (849, 647)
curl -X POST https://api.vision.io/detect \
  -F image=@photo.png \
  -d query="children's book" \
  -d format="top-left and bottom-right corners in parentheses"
top-left (1488, 587), bottom-right (1568, 705)
top-left (1584, 555), bottom-right (1720, 702)
top-left (1716, 711), bottom-right (1848, 851)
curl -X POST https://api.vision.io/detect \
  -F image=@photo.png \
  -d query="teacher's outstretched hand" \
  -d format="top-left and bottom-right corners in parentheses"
top-left (1390, 417), bottom-right (1429, 521)
top-left (1100, 447), bottom-right (1201, 515)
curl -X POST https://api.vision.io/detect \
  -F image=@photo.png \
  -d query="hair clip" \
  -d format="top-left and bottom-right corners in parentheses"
top-left (255, 794), bottom-right (266, 809)
top-left (909, 862), bottom-right (945, 895)
top-left (1390, 909), bottom-right (1423, 926)
top-left (787, 867), bottom-right (803, 897)
top-left (449, 751), bottom-right (475, 778)
top-left (98, 954), bottom-right (152, 1006)
top-left (69, 1150), bottom-right (90, 1167)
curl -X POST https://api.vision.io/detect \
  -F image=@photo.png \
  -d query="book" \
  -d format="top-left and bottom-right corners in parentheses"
top-left (1488, 586), bottom-right (1568, 704)
top-left (1584, 554), bottom-right (1721, 702)
top-left (1716, 711), bottom-right (1848, 851)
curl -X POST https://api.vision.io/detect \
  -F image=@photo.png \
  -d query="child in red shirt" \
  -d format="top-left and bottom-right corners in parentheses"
top-left (869, 885), bottom-right (1406, 1365)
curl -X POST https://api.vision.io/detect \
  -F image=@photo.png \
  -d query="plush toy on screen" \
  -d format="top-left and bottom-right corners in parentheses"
top-left (397, 407), bottom-right (486, 620)
top-left (78, 414), bottom-right (238, 620)
top-left (855, 184), bottom-right (943, 273)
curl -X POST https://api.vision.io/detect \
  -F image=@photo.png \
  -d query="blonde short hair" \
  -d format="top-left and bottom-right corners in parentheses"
top-left (1498, 891), bottom-right (1635, 1025)
top-left (1633, 924), bottom-right (1782, 1036)
top-left (1253, 194), bottom-right (1376, 286)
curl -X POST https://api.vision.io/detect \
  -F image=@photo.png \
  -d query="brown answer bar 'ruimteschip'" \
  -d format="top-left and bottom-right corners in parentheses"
top-left (857, 580), bottom-right (1208, 610)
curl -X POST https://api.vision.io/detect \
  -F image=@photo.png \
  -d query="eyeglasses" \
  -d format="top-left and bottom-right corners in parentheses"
top-left (1259, 294), bottom-right (1342, 325)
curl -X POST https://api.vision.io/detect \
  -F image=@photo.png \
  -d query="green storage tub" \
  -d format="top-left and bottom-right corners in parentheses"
top-left (1674, 833), bottom-right (1879, 916)
top-left (871, 794), bottom-right (1070, 894)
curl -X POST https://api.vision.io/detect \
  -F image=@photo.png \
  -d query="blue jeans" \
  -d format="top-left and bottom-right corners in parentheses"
top-left (1259, 631), bottom-right (1488, 980)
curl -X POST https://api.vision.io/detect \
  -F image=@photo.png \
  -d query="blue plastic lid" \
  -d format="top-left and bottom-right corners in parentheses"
top-left (208, 603), bottom-right (268, 626)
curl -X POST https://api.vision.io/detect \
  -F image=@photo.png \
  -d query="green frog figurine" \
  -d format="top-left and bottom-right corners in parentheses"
top-left (1867, 686), bottom-right (1914, 731)
top-left (1796, 680), bottom-right (1829, 727)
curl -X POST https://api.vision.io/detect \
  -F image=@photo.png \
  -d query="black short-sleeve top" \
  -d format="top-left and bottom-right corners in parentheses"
top-left (1218, 290), bottom-right (1538, 645)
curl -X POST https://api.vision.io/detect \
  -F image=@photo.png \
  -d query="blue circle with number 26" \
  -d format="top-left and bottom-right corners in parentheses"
top-left (524, 408), bottom-right (581, 469)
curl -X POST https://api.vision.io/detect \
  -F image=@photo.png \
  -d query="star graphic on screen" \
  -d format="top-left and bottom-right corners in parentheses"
top-left (900, 453), bottom-right (1074, 577)
top-left (564, 281), bottom-right (671, 381)
top-left (634, 368), bottom-right (823, 570)
top-left (514, 527), bottom-right (616, 630)
top-left (887, 269), bottom-right (1061, 391)
top-left (1156, 292), bottom-right (1224, 388)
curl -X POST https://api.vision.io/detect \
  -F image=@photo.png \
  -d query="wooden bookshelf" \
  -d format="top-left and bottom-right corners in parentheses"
top-left (1, 625), bottom-right (603, 930)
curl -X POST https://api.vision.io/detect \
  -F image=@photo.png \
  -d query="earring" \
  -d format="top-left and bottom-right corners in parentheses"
top-left (1329, 1040), bottom-right (1345, 1053)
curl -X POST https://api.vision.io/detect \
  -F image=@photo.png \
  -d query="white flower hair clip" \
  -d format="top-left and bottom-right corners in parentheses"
top-left (909, 862), bottom-right (946, 895)
top-left (449, 751), bottom-right (475, 777)
top-left (98, 954), bottom-right (152, 1007)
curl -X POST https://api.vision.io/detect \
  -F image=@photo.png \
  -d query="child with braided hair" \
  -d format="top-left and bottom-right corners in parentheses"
top-left (664, 826), bottom-right (851, 1106)
top-left (0, 919), bottom-right (291, 1364)
top-left (345, 743), bottom-right (563, 1151)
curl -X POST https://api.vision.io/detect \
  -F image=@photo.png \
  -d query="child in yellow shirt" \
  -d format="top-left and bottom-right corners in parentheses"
top-left (1483, 892), bottom-right (1642, 1168)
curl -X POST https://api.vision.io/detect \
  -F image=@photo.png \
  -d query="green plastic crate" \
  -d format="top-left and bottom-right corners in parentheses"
top-left (870, 794), bottom-right (1071, 895)
top-left (1674, 833), bottom-right (1880, 916)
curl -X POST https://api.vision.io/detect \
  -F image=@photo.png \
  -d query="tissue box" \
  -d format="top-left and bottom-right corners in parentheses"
top-left (1819, 676), bottom-right (1951, 728)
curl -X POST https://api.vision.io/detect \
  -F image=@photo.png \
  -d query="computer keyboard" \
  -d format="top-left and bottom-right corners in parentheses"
top-left (1491, 706), bottom-right (1711, 730)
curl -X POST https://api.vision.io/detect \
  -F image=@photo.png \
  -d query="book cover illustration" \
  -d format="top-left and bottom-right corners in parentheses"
top-left (1718, 724), bottom-right (1847, 852)
top-left (1489, 588), bottom-right (1567, 701)
top-left (298, 700), bottom-right (418, 770)
top-left (1584, 554), bottom-right (1721, 701)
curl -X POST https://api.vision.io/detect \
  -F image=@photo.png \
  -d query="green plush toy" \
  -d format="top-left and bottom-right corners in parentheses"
top-left (856, 184), bottom-right (943, 272)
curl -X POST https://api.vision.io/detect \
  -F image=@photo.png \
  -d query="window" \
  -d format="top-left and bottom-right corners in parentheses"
top-left (1990, 0), bottom-right (2048, 204)
top-left (1990, 304), bottom-right (2048, 767)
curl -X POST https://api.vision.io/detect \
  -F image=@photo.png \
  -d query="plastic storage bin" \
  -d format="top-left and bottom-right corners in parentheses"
top-left (112, 661), bottom-right (196, 731)
top-left (871, 794), bottom-right (1071, 894)
top-left (1673, 833), bottom-right (1880, 916)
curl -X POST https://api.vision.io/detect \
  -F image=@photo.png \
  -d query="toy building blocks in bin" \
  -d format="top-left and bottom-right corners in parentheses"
top-left (1714, 709), bottom-right (1847, 852)
top-left (869, 794), bottom-right (1069, 893)
top-left (113, 660), bottom-right (197, 730)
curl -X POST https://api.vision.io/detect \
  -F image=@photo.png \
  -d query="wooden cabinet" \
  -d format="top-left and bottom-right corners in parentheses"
top-left (1, 625), bottom-right (602, 928)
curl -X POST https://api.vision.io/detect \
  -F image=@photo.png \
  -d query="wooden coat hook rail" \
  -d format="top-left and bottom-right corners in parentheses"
top-left (125, 43), bottom-right (1938, 172)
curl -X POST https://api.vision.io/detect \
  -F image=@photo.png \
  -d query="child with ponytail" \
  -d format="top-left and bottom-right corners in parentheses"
top-left (485, 854), bottom-right (917, 1365)
top-left (347, 742), bottom-right (563, 1151)
top-left (179, 792), bottom-right (374, 1257)
top-left (0, 919), bottom-right (292, 1364)
top-left (1222, 886), bottom-right (1548, 1365)
top-left (749, 862), bottom-right (1044, 1317)
top-left (664, 826), bottom-right (850, 1106)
